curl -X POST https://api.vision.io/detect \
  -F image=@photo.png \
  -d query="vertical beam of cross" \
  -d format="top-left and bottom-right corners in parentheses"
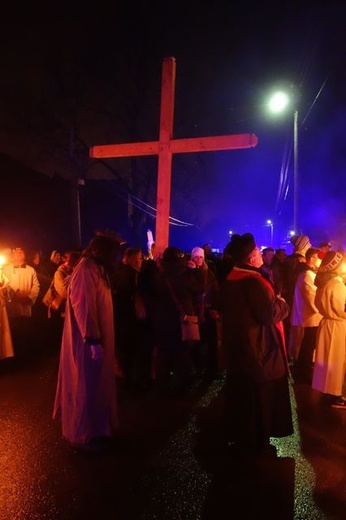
top-left (90, 57), bottom-right (258, 256)
top-left (156, 57), bottom-right (175, 254)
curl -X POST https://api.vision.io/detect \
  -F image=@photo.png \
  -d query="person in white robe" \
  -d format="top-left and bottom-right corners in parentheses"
top-left (1, 247), bottom-right (39, 360)
top-left (0, 264), bottom-right (14, 360)
top-left (53, 235), bottom-right (120, 450)
top-left (2, 247), bottom-right (40, 318)
top-left (312, 251), bottom-right (346, 409)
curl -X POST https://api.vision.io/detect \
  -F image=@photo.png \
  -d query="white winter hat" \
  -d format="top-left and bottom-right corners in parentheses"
top-left (191, 247), bottom-right (205, 258)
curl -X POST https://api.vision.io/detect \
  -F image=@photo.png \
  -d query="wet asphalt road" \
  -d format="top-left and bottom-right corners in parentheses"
top-left (0, 350), bottom-right (345, 520)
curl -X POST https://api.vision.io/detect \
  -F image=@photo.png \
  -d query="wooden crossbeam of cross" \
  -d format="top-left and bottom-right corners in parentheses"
top-left (90, 56), bottom-right (258, 256)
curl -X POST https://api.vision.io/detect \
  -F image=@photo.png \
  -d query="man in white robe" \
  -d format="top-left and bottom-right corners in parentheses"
top-left (53, 235), bottom-right (119, 450)
top-left (2, 247), bottom-right (40, 360)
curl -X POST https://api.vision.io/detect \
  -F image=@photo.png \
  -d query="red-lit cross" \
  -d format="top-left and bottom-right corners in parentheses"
top-left (90, 56), bottom-right (258, 256)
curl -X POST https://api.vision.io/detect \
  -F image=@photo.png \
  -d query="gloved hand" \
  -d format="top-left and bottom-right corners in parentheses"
top-left (90, 344), bottom-right (104, 361)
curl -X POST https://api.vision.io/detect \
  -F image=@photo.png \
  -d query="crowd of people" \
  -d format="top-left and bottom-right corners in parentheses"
top-left (0, 230), bottom-right (345, 455)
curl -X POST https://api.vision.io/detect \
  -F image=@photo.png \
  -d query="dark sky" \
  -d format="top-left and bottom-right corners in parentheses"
top-left (0, 2), bottom-right (345, 251)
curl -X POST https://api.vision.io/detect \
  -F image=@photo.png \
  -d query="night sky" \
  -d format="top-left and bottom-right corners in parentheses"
top-left (0, 3), bottom-right (345, 252)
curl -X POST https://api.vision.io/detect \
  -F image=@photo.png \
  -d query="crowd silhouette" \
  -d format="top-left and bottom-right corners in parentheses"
top-left (1, 229), bottom-right (345, 453)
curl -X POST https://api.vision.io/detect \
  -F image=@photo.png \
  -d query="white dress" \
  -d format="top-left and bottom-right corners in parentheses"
top-left (312, 276), bottom-right (346, 396)
top-left (0, 292), bottom-right (14, 360)
top-left (53, 257), bottom-right (118, 445)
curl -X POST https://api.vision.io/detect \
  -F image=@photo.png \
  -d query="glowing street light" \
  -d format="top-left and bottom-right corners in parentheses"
top-left (267, 87), bottom-right (299, 233)
top-left (266, 219), bottom-right (274, 246)
top-left (268, 92), bottom-right (290, 114)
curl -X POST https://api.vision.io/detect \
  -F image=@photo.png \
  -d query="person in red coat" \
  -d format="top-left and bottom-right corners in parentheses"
top-left (220, 233), bottom-right (293, 458)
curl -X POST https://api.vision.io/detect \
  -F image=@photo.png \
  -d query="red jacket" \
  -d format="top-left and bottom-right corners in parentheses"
top-left (221, 266), bottom-right (290, 381)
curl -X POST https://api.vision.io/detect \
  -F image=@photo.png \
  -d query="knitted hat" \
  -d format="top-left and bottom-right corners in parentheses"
top-left (318, 251), bottom-right (344, 273)
top-left (228, 233), bottom-right (256, 263)
top-left (290, 235), bottom-right (311, 253)
top-left (191, 247), bottom-right (205, 258)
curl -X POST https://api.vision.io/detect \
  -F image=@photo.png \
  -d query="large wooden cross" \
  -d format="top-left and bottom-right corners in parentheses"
top-left (90, 56), bottom-right (258, 256)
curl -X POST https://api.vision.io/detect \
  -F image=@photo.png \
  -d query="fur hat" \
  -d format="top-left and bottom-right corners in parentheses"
top-left (191, 247), bottom-right (205, 258)
top-left (318, 251), bottom-right (344, 273)
top-left (290, 235), bottom-right (311, 253)
top-left (228, 233), bottom-right (256, 263)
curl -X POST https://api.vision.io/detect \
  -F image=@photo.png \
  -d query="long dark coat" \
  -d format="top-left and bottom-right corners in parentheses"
top-left (112, 263), bottom-right (152, 388)
top-left (143, 257), bottom-right (205, 392)
top-left (221, 265), bottom-right (293, 454)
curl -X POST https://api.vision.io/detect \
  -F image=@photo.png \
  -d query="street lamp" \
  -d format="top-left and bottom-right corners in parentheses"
top-left (268, 88), bottom-right (299, 234)
top-left (266, 219), bottom-right (274, 246)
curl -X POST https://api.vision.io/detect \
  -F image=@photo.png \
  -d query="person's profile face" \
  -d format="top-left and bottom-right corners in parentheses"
top-left (52, 252), bottom-right (61, 264)
top-left (125, 251), bottom-right (142, 270)
top-left (250, 247), bottom-right (263, 268)
top-left (310, 254), bottom-right (322, 270)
